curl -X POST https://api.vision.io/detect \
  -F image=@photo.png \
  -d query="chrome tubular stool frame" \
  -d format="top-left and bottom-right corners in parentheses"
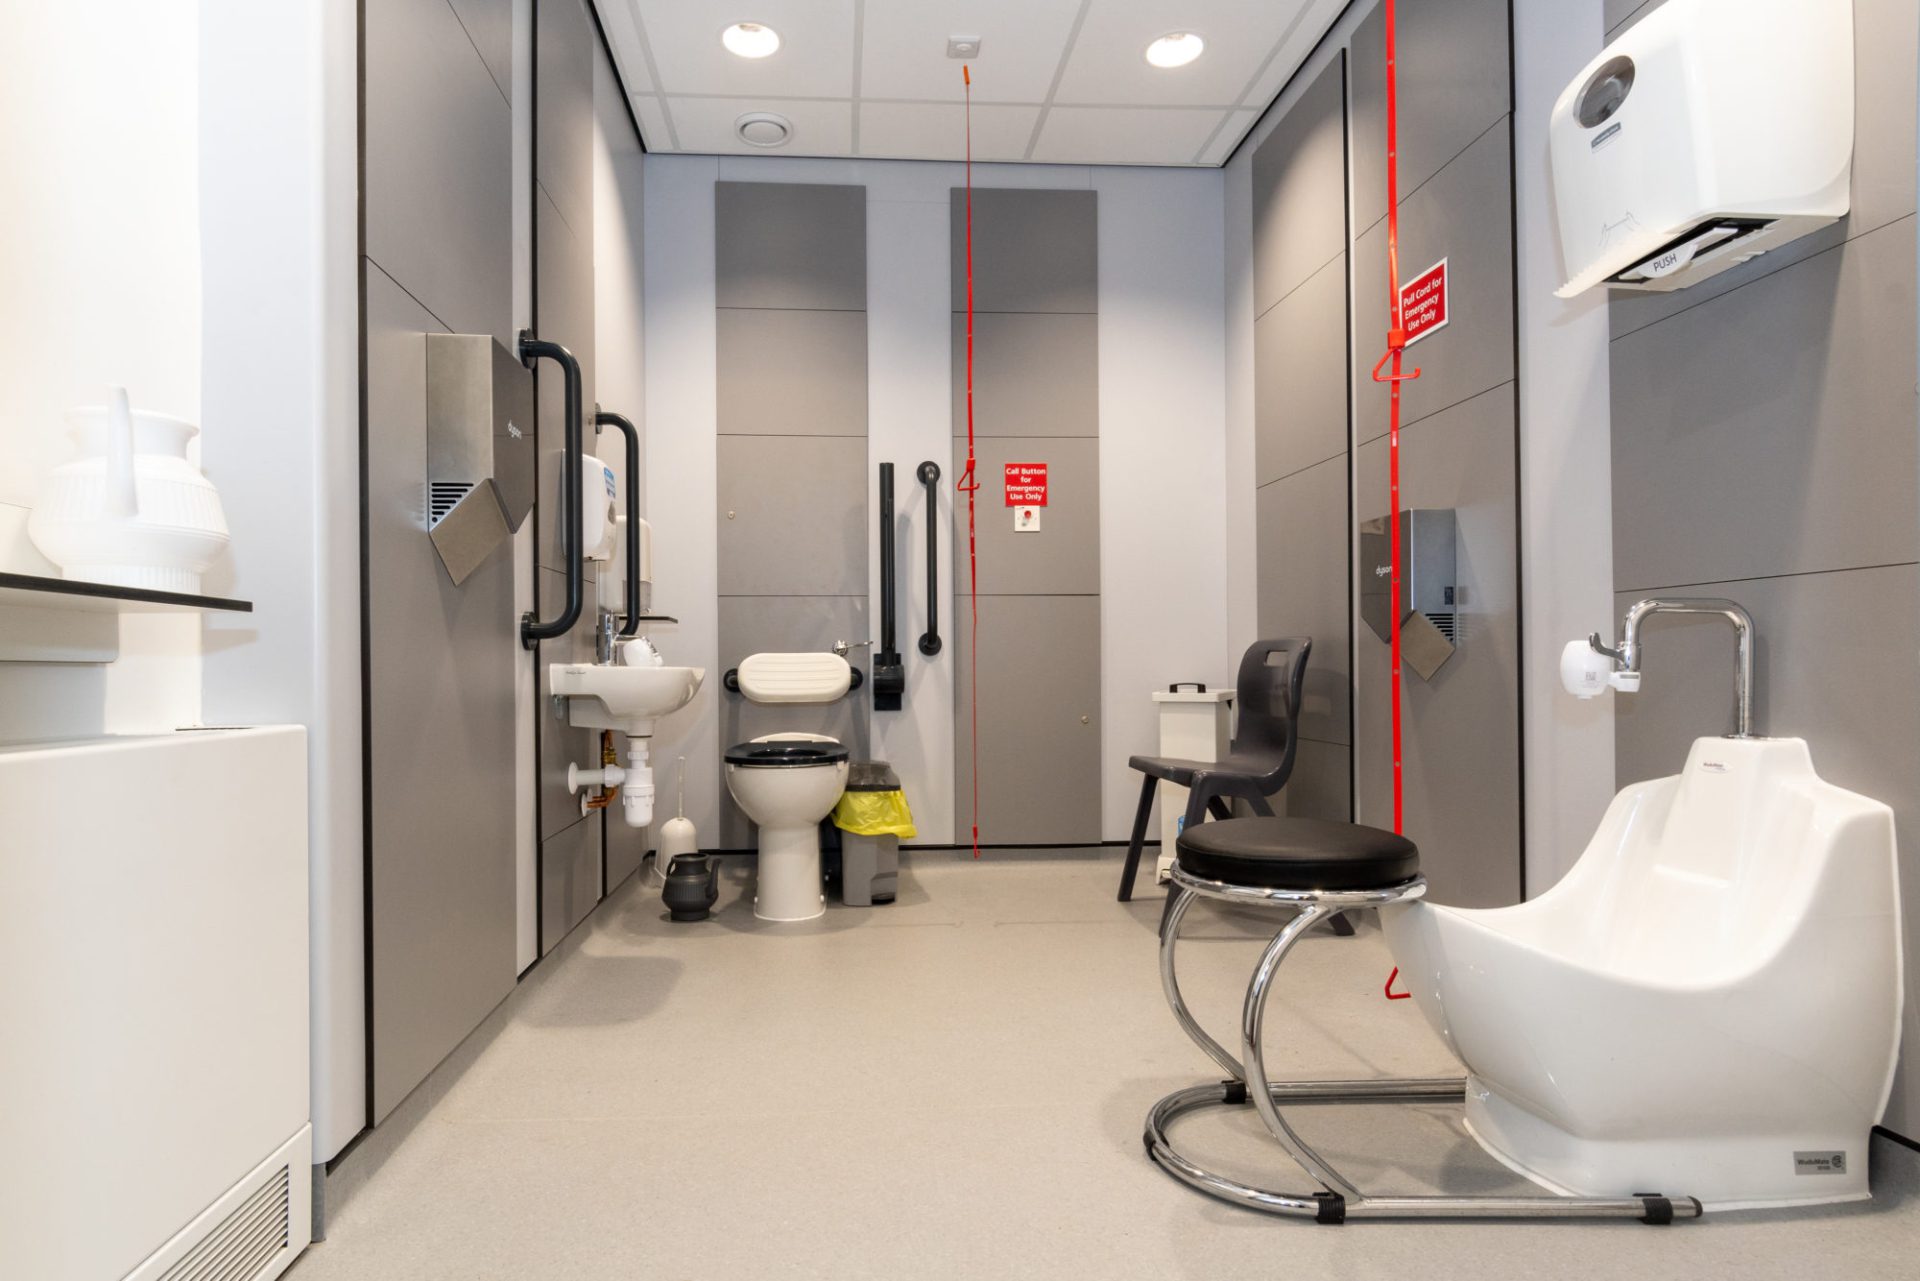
top-left (1143, 863), bottom-right (1702, 1224)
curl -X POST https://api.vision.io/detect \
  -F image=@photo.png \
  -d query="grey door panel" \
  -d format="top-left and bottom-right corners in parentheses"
top-left (1257, 456), bottom-right (1351, 745)
top-left (950, 312), bottom-right (1098, 439)
top-left (535, 0), bottom-right (595, 238)
top-left (717, 436), bottom-right (870, 597)
top-left (949, 188), bottom-right (1097, 314)
top-left (718, 308), bottom-right (869, 437)
top-left (717, 182), bottom-right (867, 311)
top-left (954, 595), bottom-right (1103, 845)
top-left (952, 437), bottom-right (1101, 597)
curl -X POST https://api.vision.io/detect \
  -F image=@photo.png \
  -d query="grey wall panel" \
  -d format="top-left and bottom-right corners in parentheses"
top-left (718, 308), bottom-right (869, 437)
top-left (1351, 120), bottom-right (1514, 442)
top-left (449, 0), bottom-right (511, 100)
top-left (539, 810), bottom-right (602, 955)
top-left (364, 0), bottom-right (512, 345)
top-left (605, 813), bottom-right (646, 896)
top-left (1612, 564), bottom-right (1920, 1128)
top-left (365, 266), bottom-right (517, 1121)
top-left (949, 188), bottom-right (1098, 314)
top-left (1348, 0), bottom-right (1510, 236)
top-left (1251, 56), bottom-right (1348, 316)
top-left (716, 435), bottom-right (869, 596)
top-left (950, 312), bottom-right (1099, 439)
top-left (1604, 0), bottom-right (1654, 35)
top-left (1284, 737), bottom-right (1352, 823)
top-left (536, 567), bottom-right (600, 843)
top-left (1611, 224), bottom-right (1919, 591)
top-left (954, 595), bottom-right (1103, 844)
top-left (1255, 255), bottom-right (1349, 486)
top-left (535, 184), bottom-right (597, 575)
top-left (716, 183), bottom-right (867, 311)
top-left (1608, 0), bottom-right (1918, 340)
top-left (1256, 459), bottom-right (1350, 745)
top-left (952, 437), bottom-right (1101, 597)
top-left (1353, 387), bottom-right (1522, 908)
top-left (535, 0), bottom-right (595, 238)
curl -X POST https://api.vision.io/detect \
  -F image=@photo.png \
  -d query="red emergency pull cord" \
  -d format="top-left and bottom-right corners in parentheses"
top-left (959, 65), bottom-right (981, 860)
top-left (1384, 967), bottom-right (1411, 1000)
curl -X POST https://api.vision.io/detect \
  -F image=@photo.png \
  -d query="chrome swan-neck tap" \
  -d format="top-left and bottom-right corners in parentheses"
top-left (1590, 597), bottom-right (1755, 738)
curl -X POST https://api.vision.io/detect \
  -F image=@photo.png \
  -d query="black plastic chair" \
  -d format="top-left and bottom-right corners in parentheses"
top-left (1118, 637), bottom-right (1321, 905)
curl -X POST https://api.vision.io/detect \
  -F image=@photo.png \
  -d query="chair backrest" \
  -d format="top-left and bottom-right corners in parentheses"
top-left (1232, 637), bottom-right (1311, 780)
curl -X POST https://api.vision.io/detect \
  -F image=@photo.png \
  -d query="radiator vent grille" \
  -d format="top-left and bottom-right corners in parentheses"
top-left (429, 481), bottom-right (475, 527)
top-left (158, 1165), bottom-right (289, 1281)
top-left (1429, 612), bottom-right (1458, 644)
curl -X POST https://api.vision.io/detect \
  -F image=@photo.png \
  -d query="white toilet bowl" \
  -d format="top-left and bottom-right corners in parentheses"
top-left (723, 732), bottom-right (849, 922)
top-left (1381, 736), bottom-right (1903, 1210)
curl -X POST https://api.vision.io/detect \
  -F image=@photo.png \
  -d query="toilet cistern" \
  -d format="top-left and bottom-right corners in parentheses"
top-left (1561, 597), bottom-right (1755, 737)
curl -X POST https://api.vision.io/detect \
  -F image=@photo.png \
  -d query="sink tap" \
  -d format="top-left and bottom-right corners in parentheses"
top-left (1588, 597), bottom-right (1756, 738)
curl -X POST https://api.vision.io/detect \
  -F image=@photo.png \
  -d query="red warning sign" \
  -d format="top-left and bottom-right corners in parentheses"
top-left (1399, 257), bottom-right (1449, 347)
top-left (1004, 462), bottom-right (1048, 507)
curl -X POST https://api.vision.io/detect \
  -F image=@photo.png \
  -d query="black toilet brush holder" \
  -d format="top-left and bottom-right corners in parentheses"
top-left (662, 853), bottom-right (719, 922)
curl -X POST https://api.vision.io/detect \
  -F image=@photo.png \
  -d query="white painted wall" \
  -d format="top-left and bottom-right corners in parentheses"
top-left (642, 155), bottom-right (1230, 845)
top-left (1512, 3), bottom-right (1616, 895)
top-left (0, 1), bottom-right (205, 741)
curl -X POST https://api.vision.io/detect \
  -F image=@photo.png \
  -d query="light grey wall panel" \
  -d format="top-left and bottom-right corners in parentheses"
top-left (449, 0), bottom-right (511, 100)
top-left (1351, 120), bottom-right (1514, 442)
top-left (535, 184), bottom-right (596, 575)
top-left (1611, 223), bottom-right (1919, 591)
top-left (1252, 55), bottom-right (1348, 316)
top-left (949, 188), bottom-right (1097, 314)
top-left (535, 0), bottom-right (595, 238)
top-left (365, 266), bottom-right (516, 1121)
top-left (718, 308), bottom-right (869, 436)
top-left (716, 435), bottom-right (869, 596)
top-left (715, 593), bottom-right (874, 847)
top-left (954, 595), bottom-right (1103, 845)
top-left (1608, 0), bottom-right (1918, 340)
top-left (1604, 0), bottom-right (1653, 35)
top-left (1612, 564), bottom-right (1920, 1130)
top-left (949, 312), bottom-right (1099, 438)
top-left (540, 811), bottom-right (602, 955)
top-left (1284, 738), bottom-right (1352, 823)
top-left (717, 183), bottom-right (867, 311)
top-left (1256, 458), bottom-right (1350, 745)
top-left (363, 0), bottom-right (512, 345)
top-left (1353, 387), bottom-right (1522, 908)
top-left (1348, 0), bottom-right (1510, 236)
top-left (951, 437), bottom-right (1100, 597)
top-left (1255, 255), bottom-right (1349, 485)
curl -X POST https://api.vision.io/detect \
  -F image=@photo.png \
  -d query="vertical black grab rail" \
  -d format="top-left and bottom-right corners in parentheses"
top-left (520, 330), bottom-right (584, 648)
top-left (594, 409), bottom-right (643, 636)
top-left (873, 463), bottom-right (905, 711)
top-left (916, 461), bottom-right (943, 656)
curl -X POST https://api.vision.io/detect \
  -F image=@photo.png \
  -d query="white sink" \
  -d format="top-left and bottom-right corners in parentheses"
top-left (549, 663), bottom-right (704, 736)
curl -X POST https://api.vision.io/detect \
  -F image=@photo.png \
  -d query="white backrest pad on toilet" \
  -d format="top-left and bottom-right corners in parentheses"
top-left (737, 652), bottom-right (852, 704)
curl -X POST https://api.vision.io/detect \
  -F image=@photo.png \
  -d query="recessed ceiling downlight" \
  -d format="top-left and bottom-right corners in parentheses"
top-left (1145, 32), bottom-right (1205, 69)
top-left (722, 21), bottom-right (781, 59)
top-left (736, 112), bottom-right (792, 147)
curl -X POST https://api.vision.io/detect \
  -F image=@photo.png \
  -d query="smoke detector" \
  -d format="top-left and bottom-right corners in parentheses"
top-left (946, 35), bottom-right (981, 59)
top-left (735, 112), bottom-right (792, 148)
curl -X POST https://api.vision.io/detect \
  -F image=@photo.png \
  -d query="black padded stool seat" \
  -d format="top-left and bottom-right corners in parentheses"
top-left (1176, 817), bottom-right (1418, 891)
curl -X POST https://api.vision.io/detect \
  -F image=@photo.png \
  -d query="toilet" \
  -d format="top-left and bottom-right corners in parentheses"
top-left (723, 653), bottom-right (855, 922)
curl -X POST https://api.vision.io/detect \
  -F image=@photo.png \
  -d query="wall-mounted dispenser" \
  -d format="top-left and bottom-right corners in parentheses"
top-left (425, 333), bottom-right (534, 584)
top-left (1360, 509), bottom-right (1457, 681)
top-left (1550, 0), bottom-right (1853, 298)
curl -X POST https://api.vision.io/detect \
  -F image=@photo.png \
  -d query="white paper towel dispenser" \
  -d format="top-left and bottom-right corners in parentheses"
top-left (1550, 0), bottom-right (1853, 298)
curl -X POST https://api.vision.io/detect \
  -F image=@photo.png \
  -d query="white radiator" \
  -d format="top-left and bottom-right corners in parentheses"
top-left (0, 728), bottom-right (312, 1281)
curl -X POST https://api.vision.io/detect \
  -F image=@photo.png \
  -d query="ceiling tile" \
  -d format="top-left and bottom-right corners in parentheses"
top-left (857, 101), bottom-right (1040, 163)
top-left (1030, 106), bottom-right (1224, 166)
top-left (1239, 0), bottom-right (1349, 106)
top-left (1199, 108), bottom-right (1258, 165)
top-left (859, 0), bottom-right (1080, 104)
top-left (1054, 0), bottom-right (1315, 108)
top-left (632, 0), bottom-right (856, 98)
top-left (665, 97), bottom-right (855, 158)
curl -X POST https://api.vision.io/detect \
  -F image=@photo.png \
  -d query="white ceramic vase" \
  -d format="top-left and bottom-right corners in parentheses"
top-left (27, 387), bottom-right (230, 594)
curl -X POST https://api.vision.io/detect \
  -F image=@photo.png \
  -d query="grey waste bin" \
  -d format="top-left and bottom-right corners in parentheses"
top-left (834, 761), bottom-right (911, 906)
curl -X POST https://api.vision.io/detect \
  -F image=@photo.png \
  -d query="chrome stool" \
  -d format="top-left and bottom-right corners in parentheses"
top-left (1145, 816), bottom-right (1700, 1225)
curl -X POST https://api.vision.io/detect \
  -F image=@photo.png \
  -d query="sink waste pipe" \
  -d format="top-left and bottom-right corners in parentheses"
top-left (957, 63), bottom-right (982, 859)
top-left (1373, 0), bottom-right (1426, 1001)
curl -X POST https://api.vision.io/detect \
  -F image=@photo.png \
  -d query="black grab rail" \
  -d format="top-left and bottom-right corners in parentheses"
top-left (916, 460), bottom-right (942, 656)
top-left (874, 463), bottom-right (905, 710)
top-left (520, 331), bottom-right (583, 648)
top-left (594, 408), bottom-right (643, 636)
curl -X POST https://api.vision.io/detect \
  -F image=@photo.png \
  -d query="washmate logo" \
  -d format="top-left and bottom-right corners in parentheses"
top-left (1794, 1151), bottom-right (1847, 1175)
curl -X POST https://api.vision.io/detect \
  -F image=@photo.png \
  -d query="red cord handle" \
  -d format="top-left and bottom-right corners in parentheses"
top-left (1384, 967), bottom-right (1411, 1000)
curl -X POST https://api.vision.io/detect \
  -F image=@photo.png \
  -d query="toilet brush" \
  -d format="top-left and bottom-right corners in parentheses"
top-left (653, 757), bottom-right (698, 884)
